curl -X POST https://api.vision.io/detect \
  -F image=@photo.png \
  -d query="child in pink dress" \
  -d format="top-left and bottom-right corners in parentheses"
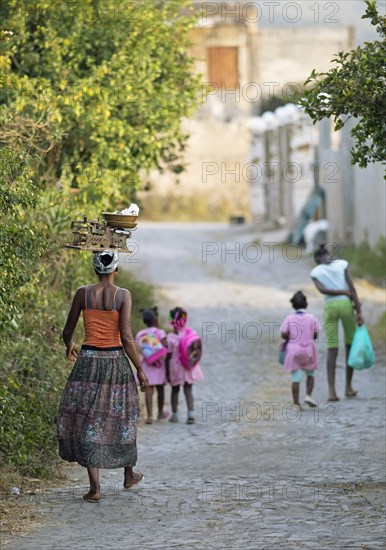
top-left (135, 307), bottom-right (169, 424)
top-left (280, 291), bottom-right (320, 409)
top-left (166, 307), bottom-right (204, 424)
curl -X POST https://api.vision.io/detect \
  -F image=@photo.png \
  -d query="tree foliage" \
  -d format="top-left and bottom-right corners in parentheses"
top-left (0, 0), bottom-right (200, 326)
top-left (1, 0), bottom-right (200, 211)
top-left (301, 0), bottom-right (386, 168)
top-left (0, 137), bottom-right (50, 329)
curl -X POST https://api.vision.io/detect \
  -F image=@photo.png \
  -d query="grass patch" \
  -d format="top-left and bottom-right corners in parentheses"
top-left (138, 191), bottom-right (249, 222)
top-left (339, 238), bottom-right (386, 286)
top-left (370, 311), bottom-right (386, 348)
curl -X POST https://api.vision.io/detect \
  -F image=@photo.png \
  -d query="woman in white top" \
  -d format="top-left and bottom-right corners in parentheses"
top-left (311, 244), bottom-right (364, 401)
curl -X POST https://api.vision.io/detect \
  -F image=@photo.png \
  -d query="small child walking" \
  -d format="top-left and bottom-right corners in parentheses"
top-left (166, 307), bottom-right (204, 424)
top-left (135, 307), bottom-right (169, 424)
top-left (280, 291), bottom-right (320, 409)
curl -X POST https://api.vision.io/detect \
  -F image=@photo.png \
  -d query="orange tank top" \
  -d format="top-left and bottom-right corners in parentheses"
top-left (82, 286), bottom-right (122, 348)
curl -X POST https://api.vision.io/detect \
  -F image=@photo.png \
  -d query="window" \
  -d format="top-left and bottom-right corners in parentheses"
top-left (207, 47), bottom-right (238, 90)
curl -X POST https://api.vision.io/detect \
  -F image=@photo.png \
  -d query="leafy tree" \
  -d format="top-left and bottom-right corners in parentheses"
top-left (301, 0), bottom-right (386, 168)
top-left (1, 0), bottom-right (200, 212)
top-left (0, 0), bottom-right (200, 327)
top-left (0, 27), bottom-right (53, 329)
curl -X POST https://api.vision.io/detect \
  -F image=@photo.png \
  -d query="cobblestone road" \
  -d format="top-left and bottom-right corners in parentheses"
top-left (5, 223), bottom-right (385, 549)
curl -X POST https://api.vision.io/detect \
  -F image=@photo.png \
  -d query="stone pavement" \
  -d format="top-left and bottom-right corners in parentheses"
top-left (4, 223), bottom-right (385, 549)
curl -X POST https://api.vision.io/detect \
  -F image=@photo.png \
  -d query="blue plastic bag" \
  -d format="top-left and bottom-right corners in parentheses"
top-left (279, 341), bottom-right (288, 365)
top-left (347, 325), bottom-right (376, 370)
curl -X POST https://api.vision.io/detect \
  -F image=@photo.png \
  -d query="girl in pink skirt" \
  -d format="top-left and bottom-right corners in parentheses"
top-left (135, 308), bottom-right (169, 424)
top-left (280, 291), bottom-right (320, 409)
top-left (166, 307), bottom-right (204, 424)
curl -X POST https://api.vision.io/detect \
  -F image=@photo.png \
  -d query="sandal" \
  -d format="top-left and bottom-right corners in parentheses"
top-left (304, 396), bottom-right (317, 408)
top-left (123, 472), bottom-right (144, 490)
top-left (145, 418), bottom-right (153, 424)
top-left (82, 491), bottom-right (101, 503)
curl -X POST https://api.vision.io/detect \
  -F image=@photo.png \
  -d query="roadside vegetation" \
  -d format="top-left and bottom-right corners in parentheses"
top-left (339, 238), bottom-right (386, 287)
top-left (0, 0), bottom-right (198, 482)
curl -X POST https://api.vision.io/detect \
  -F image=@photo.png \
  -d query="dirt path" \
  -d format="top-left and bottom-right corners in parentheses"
top-left (5, 223), bottom-right (385, 549)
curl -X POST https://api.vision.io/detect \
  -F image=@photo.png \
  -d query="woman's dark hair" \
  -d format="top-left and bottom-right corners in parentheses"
top-left (140, 307), bottom-right (158, 326)
top-left (290, 291), bottom-right (307, 310)
top-left (99, 254), bottom-right (114, 267)
top-left (314, 243), bottom-right (330, 264)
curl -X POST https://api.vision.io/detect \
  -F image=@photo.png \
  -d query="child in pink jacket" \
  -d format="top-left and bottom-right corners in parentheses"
top-left (280, 291), bottom-right (320, 409)
top-left (166, 307), bottom-right (204, 424)
top-left (135, 308), bottom-right (169, 424)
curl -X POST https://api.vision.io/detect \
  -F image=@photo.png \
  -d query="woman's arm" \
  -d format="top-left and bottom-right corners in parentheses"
top-left (345, 268), bottom-right (364, 325)
top-left (311, 277), bottom-right (351, 297)
top-left (63, 287), bottom-right (83, 360)
top-left (119, 290), bottom-right (148, 390)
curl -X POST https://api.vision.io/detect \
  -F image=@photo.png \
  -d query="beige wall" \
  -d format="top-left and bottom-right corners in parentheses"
top-left (352, 162), bottom-right (386, 247)
top-left (139, 117), bottom-right (251, 220)
top-left (257, 27), bottom-right (354, 95)
top-left (318, 119), bottom-right (385, 248)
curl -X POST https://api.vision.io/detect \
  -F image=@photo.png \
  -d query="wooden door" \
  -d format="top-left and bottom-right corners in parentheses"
top-left (207, 47), bottom-right (238, 89)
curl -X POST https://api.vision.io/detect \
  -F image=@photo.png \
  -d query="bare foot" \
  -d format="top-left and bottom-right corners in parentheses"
top-left (145, 417), bottom-right (153, 424)
top-left (328, 395), bottom-right (340, 402)
top-left (123, 471), bottom-right (144, 490)
top-left (345, 389), bottom-right (358, 397)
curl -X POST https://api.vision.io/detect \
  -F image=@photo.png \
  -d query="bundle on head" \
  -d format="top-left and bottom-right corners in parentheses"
top-left (93, 250), bottom-right (119, 274)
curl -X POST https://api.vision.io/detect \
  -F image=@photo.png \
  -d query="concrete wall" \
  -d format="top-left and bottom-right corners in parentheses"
top-left (249, 119), bottom-right (315, 228)
top-left (318, 119), bottom-right (386, 247)
top-left (139, 117), bottom-right (251, 220)
top-left (352, 162), bottom-right (386, 247)
top-left (258, 27), bottom-right (354, 94)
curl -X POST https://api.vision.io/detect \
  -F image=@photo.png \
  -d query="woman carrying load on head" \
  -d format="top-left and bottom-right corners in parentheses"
top-left (310, 244), bottom-right (364, 402)
top-left (57, 250), bottom-right (148, 502)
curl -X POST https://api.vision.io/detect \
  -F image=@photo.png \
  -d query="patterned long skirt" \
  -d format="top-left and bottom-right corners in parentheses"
top-left (57, 349), bottom-right (139, 468)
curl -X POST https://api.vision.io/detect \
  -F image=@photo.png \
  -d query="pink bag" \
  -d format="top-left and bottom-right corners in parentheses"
top-left (138, 332), bottom-right (167, 366)
top-left (179, 328), bottom-right (202, 370)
